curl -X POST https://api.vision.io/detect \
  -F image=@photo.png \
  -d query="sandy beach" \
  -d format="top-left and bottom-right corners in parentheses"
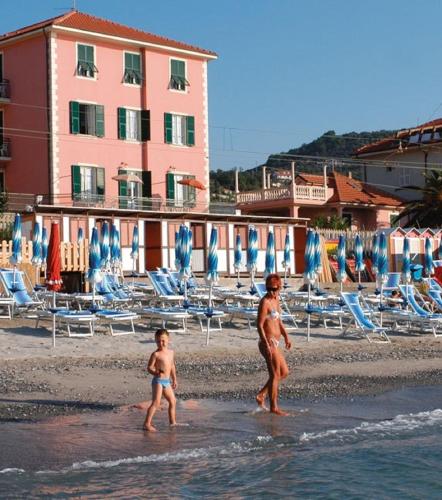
top-left (1, 312), bottom-right (441, 422)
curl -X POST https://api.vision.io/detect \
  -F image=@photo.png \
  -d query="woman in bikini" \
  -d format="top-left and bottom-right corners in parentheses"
top-left (256, 273), bottom-right (292, 415)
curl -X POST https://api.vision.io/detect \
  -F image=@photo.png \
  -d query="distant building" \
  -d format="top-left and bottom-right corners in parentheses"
top-left (354, 119), bottom-right (442, 200)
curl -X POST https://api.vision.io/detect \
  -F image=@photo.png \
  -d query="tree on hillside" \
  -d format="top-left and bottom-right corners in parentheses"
top-left (393, 170), bottom-right (442, 227)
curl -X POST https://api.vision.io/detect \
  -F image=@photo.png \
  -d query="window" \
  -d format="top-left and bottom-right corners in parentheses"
top-left (117, 108), bottom-right (150, 141)
top-left (342, 213), bottom-right (352, 226)
top-left (164, 113), bottom-right (195, 146)
top-left (118, 169), bottom-right (152, 209)
top-left (71, 165), bottom-right (105, 202)
top-left (166, 172), bottom-right (196, 206)
top-left (77, 44), bottom-right (97, 78)
top-left (70, 101), bottom-right (105, 137)
top-left (0, 171), bottom-right (4, 192)
top-left (0, 53), bottom-right (2, 81)
top-left (169, 59), bottom-right (189, 91)
top-left (124, 52), bottom-right (142, 85)
top-left (399, 167), bottom-right (411, 187)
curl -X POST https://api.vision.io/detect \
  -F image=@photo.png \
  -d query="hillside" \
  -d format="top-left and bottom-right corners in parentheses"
top-left (210, 129), bottom-right (396, 201)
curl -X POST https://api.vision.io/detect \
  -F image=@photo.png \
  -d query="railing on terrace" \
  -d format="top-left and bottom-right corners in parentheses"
top-left (0, 79), bottom-right (10, 100)
top-left (316, 228), bottom-right (376, 252)
top-left (2, 192), bottom-right (236, 215)
top-left (236, 184), bottom-right (327, 204)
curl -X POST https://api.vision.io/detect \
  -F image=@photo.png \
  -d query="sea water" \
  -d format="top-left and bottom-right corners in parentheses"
top-left (1, 385), bottom-right (441, 498)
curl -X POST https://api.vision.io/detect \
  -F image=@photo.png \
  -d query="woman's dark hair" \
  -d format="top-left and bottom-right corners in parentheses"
top-left (265, 273), bottom-right (282, 290)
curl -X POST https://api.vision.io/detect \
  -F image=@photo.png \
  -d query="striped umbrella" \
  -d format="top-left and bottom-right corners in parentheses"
top-left (234, 232), bottom-right (243, 288)
top-left (9, 213), bottom-right (22, 266)
top-left (42, 227), bottom-right (48, 267)
top-left (87, 227), bottom-right (102, 308)
top-left (264, 230), bottom-right (275, 278)
top-left (31, 222), bottom-right (42, 266)
top-left (372, 233), bottom-right (379, 275)
top-left (100, 222), bottom-right (110, 270)
top-left (304, 229), bottom-right (316, 341)
top-left (336, 234), bottom-right (347, 287)
top-left (130, 225), bottom-right (139, 278)
top-left (314, 232), bottom-right (323, 276)
top-left (377, 232), bottom-right (388, 284)
top-left (247, 227), bottom-right (258, 290)
top-left (174, 230), bottom-right (182, 270)
top-left (282, 232), bottom-right (291, 288)
top-left (179, 226), bottom-right (192, 305)
top-left (425, 237), bottom-right (434, 277)
top-left (77, 227), bottom-right (84, 243)
top-left (402, 236), bottom-right (411, 283)
top-left (110, 224), bottom-right (121, 269)
top-left (205, 227), bottom-right (219, 345)
top-left (354, 234), bottom-right (365, 289)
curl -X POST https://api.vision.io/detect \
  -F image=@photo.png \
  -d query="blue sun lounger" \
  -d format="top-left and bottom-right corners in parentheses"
top-left (341, 292), bottom-right (390, 343)
top-left (399, 285), bottom-right (442, 337)
top-left (0, 268), bottom-right (43, 316)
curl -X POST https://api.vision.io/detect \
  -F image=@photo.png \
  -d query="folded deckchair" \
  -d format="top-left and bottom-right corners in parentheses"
top-left (341, 292), bottom-right (390, 343)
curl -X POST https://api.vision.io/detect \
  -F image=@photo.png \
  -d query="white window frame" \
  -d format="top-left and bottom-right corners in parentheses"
top-left (169, 57), bottom-right (188, 93)
top-left (125, 107), bottom-right (142, 142)
top-left (76, 42), bottom-right (97, 80)
top-left (399, 167), bottom-right (411, 187)
top-left (123, 51), bottom-right (142, 86)
top-left (77, 163), bottom-right (103, 199)
top-left (171, 114), bottom-right (187, 146)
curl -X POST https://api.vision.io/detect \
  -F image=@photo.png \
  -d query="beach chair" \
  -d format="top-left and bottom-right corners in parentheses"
top-left (382, 272), bottom-right (401, 294)
top-left (95, 309), bottom-right (139, 336)
top-left (136, 306), bottom-right (190, 333)
top-left (148, 271), bottom-right (183, 305)
top-left (428, 290), bottom-right (442, 312)
top-left (341, 292), bottom-right (390, 343)
top-left (254, 282), bottom-right (298, 329)
top-left (0, 268), bottom-right (44, 316)
top-left (422, 278), bottom-right (442, 292)
top-left (399, 284), bottom-right (442, 337)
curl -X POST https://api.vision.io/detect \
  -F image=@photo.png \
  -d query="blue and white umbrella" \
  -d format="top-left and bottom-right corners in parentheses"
top-left (130, 225), bottom-right (139, 277)
top-left (110, 224), bottom-right (121, 269)
top-left (402, 236), bottom-right (411, 283)
top-left (304, 229), bottom-right (316, 341)
top-left (372, 233), bottom-right (379, 275)
top-left (377, 232), bottom-right (388, 284)
top-left (87, 227), bottom-right (102, 308)
top-left (10, 213), bottom-right (22, 266)
top-left (77, 227), bottom-right (84, 243)
top-left (354, 234), bottom-right (365, 289)
top-left (234, 233), bottom-right (243, 288)
top-left (174, 230), bottom-right (182, 270)
top-left (31, 222), bottom-right (42, 266)
top-left (179, 226), bottom-right (192, 305)
top-left (42, 227), bottom-right (48, 267)
top-left (314, 232), bottom-right (323, 276)
top-left (205, 227), bottom-right (219, 345)
top-left (100, 222), bottom-right (110, 270)
top-left (424, 237), bottom-right (434, 277)
top-left (264, 230), bottom-right (275, 278)
top-left (336, 234), bottom-right (347, 287)
top-left (247, 227), bottom-right (258, 290)
top-left (282, 232), bottom-right (291, 287)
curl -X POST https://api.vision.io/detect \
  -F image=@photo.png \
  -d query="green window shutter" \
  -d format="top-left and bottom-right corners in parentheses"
top-left (133, 54), bottom-right (141, 72)
top-left (70, 101), bottom-right (80, 134)
top-left (186, 116), bottom-right (195, 146)
top-left (141, 110), bottom-right (150, 141)
top-left (164, 113), bottom-right (173, 144)
top-left (71, 165), bottom-right (81, 197)
top-left (85, 45), bottom-right (94, 64)
top-left (95, 105), bottom-right (105, 137)
top-left (124, 52), bottom-right (132, 70)
top-left (171, 59), bottom-right (185, 78)
top-left (166, 172), bottom-right (175, 200)
top-left (96, 167), bottom-right (105, 196)
top-left (78, 44), bottom-right (85, 62)
top-left (118, 107), bottom-right (126, 140)
top-left (142, 171), bottom-right (152, 198)
top-left (118, 169), bottom-right (128, 209)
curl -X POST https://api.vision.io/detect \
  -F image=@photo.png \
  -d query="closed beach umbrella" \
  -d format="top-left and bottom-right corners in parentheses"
top-left (377, 232), bottom-right (388, 283)
top-left (354, 234), bottom-right (365, 289)
top-left (110, 224), bottom-right (121, 269)
top-left (372, 233), bottom-right (379, 275)
top-left (100, 221), bottom-right (110, 270)
top-left (264, 230), bottom-right (275, 278)
top-left (314, 232), bottom-right (323, 276)
top-left (31, 222), bottom-right (42, 266)
top-left (10, 213), bottom-right (22, 266)
top-left (179, 226), bottom-right (192, 281)
top-left (424, 237), bottom-right (434, 277)
top-left (174, 230), bottom-right (181, 270)
top-left (336, 234), bottom-right (347, 286)
top-left (130, 225), bottom-right (139, 277)
top-left (205, 227), bottom-right (218, 345)
top-left (303, 229), bottom-right (316, 341)
top-left (87, 227), bottom-right (102, 309)
top-left (234, 233), bottom-right (243, 271)
top-left (77, 227), bottom-right (84, 243)
top-left (41, 227), bottom-right (48, 267)
top-left (282, 232), bottom-right (290, 270)
top-left (247, 227), bottom-right (258, 289)
top-left (402, 237), bottom-right (411, 283)
top-left (46, 222), bottom-right (62, 348)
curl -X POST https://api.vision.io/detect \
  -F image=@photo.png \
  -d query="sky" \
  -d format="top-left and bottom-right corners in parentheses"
top-left (2, 0), bottom-right (442, 171)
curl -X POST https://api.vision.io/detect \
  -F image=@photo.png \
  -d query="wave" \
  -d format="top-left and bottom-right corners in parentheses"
top-left (0, 468), bottom-right (25, 474)
top-left (300, 409), bottom-right (442, 444)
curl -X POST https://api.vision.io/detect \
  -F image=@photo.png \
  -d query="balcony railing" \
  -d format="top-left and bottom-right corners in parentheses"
top-left (0, 80), bottom-right (10, 100)
top-left (236, 184), bottom-right (328, 204)
top-left (0, 139), bottom-right (11, 159)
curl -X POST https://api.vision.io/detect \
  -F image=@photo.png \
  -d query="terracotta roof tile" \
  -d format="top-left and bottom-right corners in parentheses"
top-left (0, 10), bottom-right (217, 58)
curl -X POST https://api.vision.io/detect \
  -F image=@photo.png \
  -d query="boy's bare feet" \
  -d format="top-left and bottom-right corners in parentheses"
top-left (143, 424), bottom-right (157, 431)
top-left (256, 394), bottom-right (268, 410)
top-left (270, 408), bottom-right (289, 416)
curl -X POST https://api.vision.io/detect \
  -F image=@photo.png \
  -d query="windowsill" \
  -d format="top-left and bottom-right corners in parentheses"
top-left (76, 75), bottom-right (97, 81)
top-left (169, 88), bottom-right (188, 94)
top-left (169, 143), bottom-right (191, 148)
top-left (122, 82), bottom-right (142, 88)
top-left (122, 139), bottom-right (143, 144)
top-left (71, 133), bottom-right (103, 139)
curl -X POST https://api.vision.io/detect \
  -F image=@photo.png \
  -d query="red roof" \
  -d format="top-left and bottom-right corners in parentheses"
top-left (0, 10), bottom-right (217, 58)
top-left (354, 118), bottom-right (442, 156)
top-left (295, 172), bottom-right (404, 207)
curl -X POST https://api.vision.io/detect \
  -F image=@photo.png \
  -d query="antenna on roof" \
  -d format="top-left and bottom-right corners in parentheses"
top-left (71, 0), bottom-right (77, 10)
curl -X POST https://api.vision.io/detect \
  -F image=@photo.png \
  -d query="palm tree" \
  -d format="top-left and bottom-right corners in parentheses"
top-left (394, 169), bottom-right (442, 227)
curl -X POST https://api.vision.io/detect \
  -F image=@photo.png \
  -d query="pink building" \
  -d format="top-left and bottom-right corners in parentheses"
top-left (0, 10), bottom-right (216, 208)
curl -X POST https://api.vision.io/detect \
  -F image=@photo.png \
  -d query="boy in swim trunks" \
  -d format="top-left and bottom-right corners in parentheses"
top-left (143, 329), bottom-right (177, 431)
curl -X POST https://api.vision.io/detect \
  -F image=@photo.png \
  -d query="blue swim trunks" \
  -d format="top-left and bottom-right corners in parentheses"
top-left (152, 377), bottom-right (171, 388)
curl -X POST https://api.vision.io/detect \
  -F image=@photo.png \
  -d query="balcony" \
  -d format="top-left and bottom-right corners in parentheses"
top-left (0, 80), bottom-right (10, 101)
top-left (236, 184), bottom-right (328, 205)
top-left (0, 139), bottom-right (11, 160)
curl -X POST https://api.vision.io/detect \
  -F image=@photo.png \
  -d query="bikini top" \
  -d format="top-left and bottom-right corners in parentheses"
top-left (267, 309), bottom-right (280, 321)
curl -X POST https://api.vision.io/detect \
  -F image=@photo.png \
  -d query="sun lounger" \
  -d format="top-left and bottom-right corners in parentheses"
top-left (148, 271), bottom-right (183, 305)
top-left (398, 285), bottom-right (442, 337)
top-left (341, 292), bottom-right (390, 343)
top-left (95, 309), bottom-right (139, 336)
top-left (136, 306), bottom-right (189, 333)
top-left (382, 272), bottom-right (401, 293)
top-left (422, 278), bottom-right (442, 292)
top-left (0, 268), bottom-right (44, 316)
top-left (428, 290), bottom-right (442, 312)
top-left (53, 309), bottom-right (97, 338)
